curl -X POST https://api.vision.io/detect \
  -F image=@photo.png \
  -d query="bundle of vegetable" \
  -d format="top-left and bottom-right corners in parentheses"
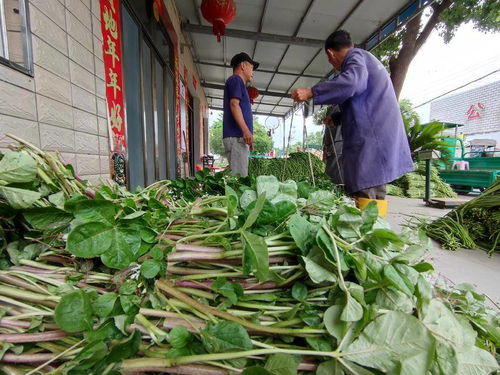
top-left (388, 162), bottom-right (456, 199)
top-left (0, 147), bottom-right (498, 374)
top-left (248, 152), bottom-right (337, 192)
top-left (423, 178), bottom-right (500, 254)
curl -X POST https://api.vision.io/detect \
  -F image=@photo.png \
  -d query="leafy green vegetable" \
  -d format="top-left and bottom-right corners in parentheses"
top-left (345, 311), bottom-right (435, 375)
top-left (202, 321), bottom-right (252, 353)
top-left (55, 290), bottom-right (93, 332)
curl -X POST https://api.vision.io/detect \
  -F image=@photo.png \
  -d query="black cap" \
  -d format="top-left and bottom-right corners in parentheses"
top-left (230, 52), bottom-right (260, 70)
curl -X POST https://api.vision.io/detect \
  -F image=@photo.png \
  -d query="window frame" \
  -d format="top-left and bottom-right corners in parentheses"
top-left (0, 0), bottom-right (34, 76)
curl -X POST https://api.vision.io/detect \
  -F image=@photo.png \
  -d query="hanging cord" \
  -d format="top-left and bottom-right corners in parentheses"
top-left (327, 124), bottom-right (344, 186)
top-left (281, 108), bottom-right (295, 181)
top-left (302, 113), bottom-right (316, 187)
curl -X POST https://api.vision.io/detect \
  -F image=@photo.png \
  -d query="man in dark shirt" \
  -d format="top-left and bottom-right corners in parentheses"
top-left (222, 52), bottom-right (259, 176)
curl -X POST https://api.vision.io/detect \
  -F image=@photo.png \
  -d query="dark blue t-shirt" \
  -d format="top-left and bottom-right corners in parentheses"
top-left (223, 75), bottom-right (253, 138)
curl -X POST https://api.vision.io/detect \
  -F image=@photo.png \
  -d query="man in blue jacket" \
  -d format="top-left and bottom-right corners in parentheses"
top-left (222, 52), bottom-right (259, 177)
top-left (291, 30), bottom-right (413, 199)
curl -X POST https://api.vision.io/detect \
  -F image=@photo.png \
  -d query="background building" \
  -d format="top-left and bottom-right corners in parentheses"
top-left (0, 0), bottom-right (209, 189)
top-left (430, 80), bottom-right (500, 144)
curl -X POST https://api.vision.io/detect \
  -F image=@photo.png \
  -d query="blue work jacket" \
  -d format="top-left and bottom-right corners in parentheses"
top-left (312, 48), bottom-right (413, 193)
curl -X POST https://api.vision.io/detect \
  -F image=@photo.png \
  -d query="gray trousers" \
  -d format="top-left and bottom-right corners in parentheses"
top-left (352, 184), bottom-right (387, 200)
top-left (223, 137), bottom-right (249, 177)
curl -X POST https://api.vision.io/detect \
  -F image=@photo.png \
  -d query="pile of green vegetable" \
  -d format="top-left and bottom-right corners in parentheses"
top-left (0, 138), bottom-right (498, 374)
top-left (248, 152), bottom-right (337, 191)
top-left (388, 162), bottom-right (456, 199)
top-left (423, 179), bottom-right (500, 254)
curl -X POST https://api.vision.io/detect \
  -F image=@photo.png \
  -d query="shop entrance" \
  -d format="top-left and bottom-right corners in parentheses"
top-left (120, 1), bottom-right (176, 189)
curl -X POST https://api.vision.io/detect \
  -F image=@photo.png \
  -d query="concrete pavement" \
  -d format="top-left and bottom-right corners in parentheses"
top-left (385, 196), bottom-right (500, 306)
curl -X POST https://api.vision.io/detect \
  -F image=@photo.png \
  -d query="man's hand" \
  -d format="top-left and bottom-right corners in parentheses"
top-left (243, 129), bottom-right (254, 152)
top-left (291, 88), bottom-right (313, 102)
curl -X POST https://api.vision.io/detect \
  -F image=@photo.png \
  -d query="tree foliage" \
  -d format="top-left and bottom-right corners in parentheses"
top-left (209, 114), bottom-right (274, 155)
top-left (306, 131), bottom-right (324, 149)
top-left (400, 99), bottom-right (452, 164)
top-left (372, 0), bottom-right (500, 98)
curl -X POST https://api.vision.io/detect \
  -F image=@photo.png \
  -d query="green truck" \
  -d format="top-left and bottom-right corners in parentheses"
top-left (439, 137), bottom-right (500, 193)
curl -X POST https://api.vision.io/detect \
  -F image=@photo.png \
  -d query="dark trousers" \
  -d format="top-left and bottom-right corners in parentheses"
top-left (352, 184), bottom-right (387, 200)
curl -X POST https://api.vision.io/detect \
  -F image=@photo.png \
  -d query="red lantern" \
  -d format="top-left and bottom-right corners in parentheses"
top-left (247, 85), bottom-right (259, 104)
top-left (200, 0), bottom-right (236, 42)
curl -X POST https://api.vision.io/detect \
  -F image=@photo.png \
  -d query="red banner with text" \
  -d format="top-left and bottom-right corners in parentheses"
top-left (99, 0), bottom-right (126, 154)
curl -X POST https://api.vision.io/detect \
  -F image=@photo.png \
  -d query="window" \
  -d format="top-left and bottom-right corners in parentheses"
top-left (0, 0), bottom-right (33, 74)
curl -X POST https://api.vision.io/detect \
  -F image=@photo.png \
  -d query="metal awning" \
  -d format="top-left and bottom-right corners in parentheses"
top-left (175, 0), bottom-right (432, 118)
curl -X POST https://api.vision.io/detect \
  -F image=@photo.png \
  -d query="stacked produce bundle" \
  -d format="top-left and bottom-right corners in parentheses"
top-left (424, 178), bottom-right (500, 254)
top-left (0, 139), bottom-right (498, 374)
top-left (248, 152), bottom-right (336, 191)
top-left (388, 162), bottom-right (456, 199)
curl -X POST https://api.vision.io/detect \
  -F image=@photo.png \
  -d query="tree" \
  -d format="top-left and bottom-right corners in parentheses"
top-left (208, 114), bottom-right (274, 155)
top-left (372, 0), bottom-right (500, 98)
top-left (306, 130), bottom-right (324, 149)
top-left (400, 99), bottom-right (451, 164)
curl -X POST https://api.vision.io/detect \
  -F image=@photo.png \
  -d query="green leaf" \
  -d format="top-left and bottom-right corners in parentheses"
top-left (55, 290), bottom-right (93, 333)
top-left (415, 275), bottom-right (432, 309)
top-left (72, 340), bottom-right (108, 370)
top-left (150, 247), bottom-right (164, 260)
top-left (413, 262), bottom-right (434, 273)
top-left (242, 367), bottom-right (272, 375)
top-left (119, 280), bottom-right (137, 295)
top-left (122, 211), bottom-right (146, 220)
top-left (316, 360), bottom-right (344, 375)
top-left (240, 190), bottom-right (257, 210)
top-left (212, 277), bottom-right (243, 304)
top-left (375, 289), bottom-right (414, 314)
top-left (302, 256), bottom-right (337, 284)
top-left (345, 311), bottom-right (435, 375)
top-left (324, 305), bottom-right (347, 340)
top-left (335, 206), bottom-right (363, 241)
top-left (107, 330), bottom-right (141, 362)
top-left (93, 293), bottom-right (118, 318)
top-left (305, 337), bottom-right (333, 352)
top-left (455, 345), bottom-right (499, 375)
top-left (256, 175), bottom-right (280, 200)
top-left (71, 200), bottom-right (116, 225)
top-left (84, 320), bottom-right (123, 343)
top-left (66, 222), bottom-right (114, 258)
top-left (394, 245), bottom-right (427, 264)
top-left (288, 214), bottom-right (312, 253)
top-left (241, 230), bottom-right (269, 281)
top-left (23, 207), bottom-right (73, 230)
top-left (202, 321), bottom-right (252, 353)
top-left (0, 151), bottom-right (37, 183)
top-left (101, 228), bottom-right (141, 269)
top-left (275, 201), bottom-right (296, 221)
top-left (264, 353), bottom-right (299, 375)
top-left (0, 186), bottom-right (41, 209)
top-left (316, 227), bottom-right (347, 270)
top-left (361, 200), bottom-right (379, 234)
top-left (243, 194), bottom-right (266, 229)
top-left (291, 282), bottom-right (307, 301)
top-left (141, 259), bottom-right (161, 279)
top-left (422, 299), bottom-right (476, 348)
top-left (383, 264), bottom-right (414, 296)
top-left (225, 185), bottom-right (239, 216)
top-left (119, 295), bottom-right (140, 314)
top-left (168, 326), bottom-right (192, 349)
top-left (341, 295), bottom-right (363, 322)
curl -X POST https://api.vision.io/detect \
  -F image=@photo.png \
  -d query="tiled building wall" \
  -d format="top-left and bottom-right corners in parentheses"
top-left (430, 81), bottom-right (500, 137)
top-left (0, 0), bottom-right (110, 184)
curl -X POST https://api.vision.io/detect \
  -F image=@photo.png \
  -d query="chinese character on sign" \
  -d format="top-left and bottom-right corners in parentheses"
top-left (466, 102), bottom-right (485, 120)
top-left (105, 36), bottom-right (120, 69)
top-left (110, 103), bottom-right (123, 132)
top-left (103, 6), bottom-right (118, 39)
top-left (107, 68), bottom-right (121, 98)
